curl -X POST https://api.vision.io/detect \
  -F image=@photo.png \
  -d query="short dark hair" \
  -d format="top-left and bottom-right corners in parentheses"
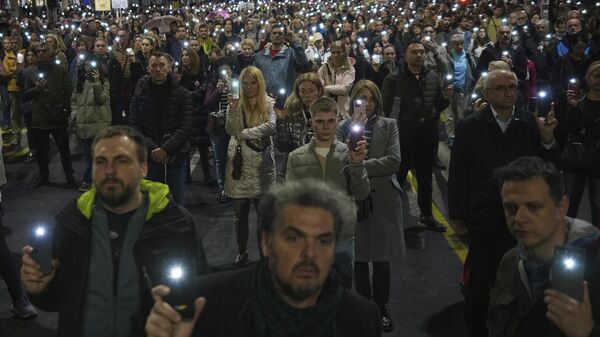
top-left (494, 156), bottom-right (564, 204)
top-left (405, 39), bottom-right (423, 50)
top-left (259, 179), bottom-right (356, 240)
top-left (150, 51), bottom-right (174, 65)
top-left (92, 126), bottom-right (148, 163)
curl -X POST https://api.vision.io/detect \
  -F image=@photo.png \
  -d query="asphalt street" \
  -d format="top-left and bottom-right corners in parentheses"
top-left (0, 138), bottom-right (593, 337)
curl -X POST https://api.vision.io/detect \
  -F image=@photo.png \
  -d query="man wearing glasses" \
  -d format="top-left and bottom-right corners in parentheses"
top-left (448, 69), bottom-right (558, 337)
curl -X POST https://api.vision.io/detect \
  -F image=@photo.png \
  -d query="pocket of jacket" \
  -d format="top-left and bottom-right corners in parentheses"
top-left (487, 291), bottom-right (516, 337)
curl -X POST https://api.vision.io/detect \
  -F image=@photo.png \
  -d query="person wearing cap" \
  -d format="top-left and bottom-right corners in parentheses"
top-left (305, 32), bottom-right (325, 67)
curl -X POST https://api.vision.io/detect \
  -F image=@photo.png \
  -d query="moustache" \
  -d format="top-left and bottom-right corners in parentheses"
top-left (101, 177), bottom-right (123, 187)
top-left (293, 260), bottom-right (320, 274)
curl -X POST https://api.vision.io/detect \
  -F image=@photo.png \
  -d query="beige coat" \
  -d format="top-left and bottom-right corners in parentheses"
top-left (224, 98), bottom-right (276, 199)
top-left (318, 60), bottom-right (355, 119)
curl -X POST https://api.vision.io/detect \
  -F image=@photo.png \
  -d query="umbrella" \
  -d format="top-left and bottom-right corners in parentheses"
top-left (143, 15), bottom-right (182, 34)
top-left (208, 9), bottom-right (230, 19)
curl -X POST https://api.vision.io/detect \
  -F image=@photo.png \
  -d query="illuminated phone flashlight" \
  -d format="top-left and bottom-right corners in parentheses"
top-left (351, 123), bottom-right (362, 133)
top-left (596, 1), bottom-right (600, 6)
top-left (563, 257), bottom-right (576, 270)
top-left (481, 71), bottom-right (488, 77)
top-left (279, 88), bottom-right (286, 96)
top-left (441, 42), bottom-right (447, 47)
top-left (221, 69), bottom-right (228, 77)
top-left (424, 35), bottom-right (431, 41)
top-left (538, 90), bottom-right (547, 99)
top-left (126, 48), bottom-right (134, 55)
top-left (115, 36), bottom-right (120, 43)
top-left (184, 41), bottom-right (189, 47)
top-left (502, 18), bottom-right (508, 23)
top-left (79, 54), bottom-right (86, 60)
top-left (168, 265), bottom-right (185, 281)
top-left (55, 59), bottom-right (61, 65)
top-left (90, 61), bottom-right (98, 68)
top-left (34, 226), bottom-right (47, 238)
top-left (511, 30), bottom-right (518, 36)
top-left (502, 50), bottom-right (509, 57)
top-left (446, 74), bottom-right (453, 81)
top-left (473, 27), bottom-right (479, 32)
top-left (471, 92), bottom-right (478, 99)
top-left (570, 78), bottom-right (577, 85)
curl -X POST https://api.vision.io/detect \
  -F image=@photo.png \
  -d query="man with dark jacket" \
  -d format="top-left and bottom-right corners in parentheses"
top-left (381, 40), bottom-right (453, 232)
top-left (20, 126), bottom-right (207, 337)
top-left (22, 41), bottom-right (75, 188)
top-left (489, 156), bottom-right (600, 337)
top-left (475, 25), bottom-right (528, 82)
top-left (146, 179), bottom-right (382, 337)
top-left (129, 52), bottom-right (193, 205)
top-left (449, 69), bottom-right (558, 337)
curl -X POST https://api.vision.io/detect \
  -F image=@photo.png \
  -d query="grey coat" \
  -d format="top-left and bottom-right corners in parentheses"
top-left (338, 117), bottom-right (405, 262)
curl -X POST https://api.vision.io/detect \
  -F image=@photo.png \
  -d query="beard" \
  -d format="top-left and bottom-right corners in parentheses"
top-left (96, 178), bottom-right (135, 208)
top-left (270, 257), bottom-right (323, 302)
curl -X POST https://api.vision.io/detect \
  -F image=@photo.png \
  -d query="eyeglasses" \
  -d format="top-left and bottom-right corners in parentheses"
top-left (488, 84), bottom-right (518, 93)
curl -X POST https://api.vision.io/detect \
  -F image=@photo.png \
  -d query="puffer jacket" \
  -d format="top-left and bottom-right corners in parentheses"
top-left (274, 107), bottom-right (312, 152)
top-left (286, 138), bottom-right (370, 242)
top-left (224, 98), bottom-right (276, 199)
top-left (318, 60), bottom-right (355, 119)
top-left (71, 79), bottom-right (111, 140)
top-left (129, 74), bottom-right (193, 166)
top-left (22, 61), bottom-right (73, 129)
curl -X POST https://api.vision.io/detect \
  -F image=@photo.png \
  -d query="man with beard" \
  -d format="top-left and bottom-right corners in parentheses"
top-left (145, 179), bottom-right (381, 337)
top-left (20, 126), bottom-right (207, 337)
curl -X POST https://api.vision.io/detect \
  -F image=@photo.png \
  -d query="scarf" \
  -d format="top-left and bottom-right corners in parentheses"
top-left (252, 260), bottom-right (343, 337)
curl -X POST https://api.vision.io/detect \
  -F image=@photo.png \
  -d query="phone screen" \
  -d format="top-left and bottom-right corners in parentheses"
top-left (231, 79), bottom-right (240, 99)
top-left (349, 124), bottom-right (364, 151)
top-left (550, 245), bottom-right (586, 302)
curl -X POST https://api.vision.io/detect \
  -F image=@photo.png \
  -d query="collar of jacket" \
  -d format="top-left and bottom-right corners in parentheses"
top-left (308, 138), bottom-right (341, 153)
top-left (262, 44), bottom-right (289, 57)
top-left (399, 60), bottom-right (429, 77)
top-left (479, 105), bottom-right (530, 125)
top-left (140, 72), bottom-right (177, 90)
top-left (77, 179), bottom-right (170, 221)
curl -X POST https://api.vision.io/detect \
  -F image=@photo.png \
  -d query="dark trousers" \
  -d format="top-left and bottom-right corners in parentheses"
top-left (147, 160), bottom-right (185, 205)
top-left (565, 172), bottom-right (600, 227)
top-left (23, 110), bottom-right (35, 152)
top-left (82, 138), bottom-right (94, 184)
top-left (396, 122), bottom-right (437, 216)
top-left (33, 127), bottom-right (74, 180)
top-left (354, 261), bottom-right (390, 309)
top-left (232, 198), bottom-right (261, 254)
top-left (0, 213), bottom-right (23, 300)
top-left (464, 228), bottom-right (515, 337)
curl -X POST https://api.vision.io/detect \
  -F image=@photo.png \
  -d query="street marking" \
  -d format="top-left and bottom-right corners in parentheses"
top-left (406, 171), bottom-right (468, 263)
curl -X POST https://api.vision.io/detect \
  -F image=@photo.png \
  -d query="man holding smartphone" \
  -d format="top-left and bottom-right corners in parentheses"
top-left (488, 156), bottom-right (600, 337)
top-left (20, 126), bottom-right (207, 337)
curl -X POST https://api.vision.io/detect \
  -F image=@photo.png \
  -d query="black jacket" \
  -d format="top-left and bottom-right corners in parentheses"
top-left (28, 181), bottom-right (208, 337)
top-left (179, 71), bottom-right (210, 148)
top-left (448, 106), bottom-right (557, 231)
top-left (129, 74), bottom-right (193, 165)
top-left (475, 42), bottom-right (528, 81)
top-left (193, 263), bottom-right (382, 337)
top-left (381, 62), bottom-right (449, 134)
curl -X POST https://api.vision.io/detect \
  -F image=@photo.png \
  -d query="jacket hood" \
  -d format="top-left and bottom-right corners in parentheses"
top-left (76, 179), bottom-right (170, 221)
top-left (566, 217), bottom-right (600, 248)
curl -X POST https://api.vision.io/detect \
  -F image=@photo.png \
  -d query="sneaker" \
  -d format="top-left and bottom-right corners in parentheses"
top-left (78, 182), bottom-right (91, 192)
top-left (11, 294), bottom-right (37, 319)
top-left (418, 215), bottom-right (447, 233)
top-left (380, 306), bottom-right (394, 332)
top-left (218, 190), bottom-right (228, 203)
top-left (234, 251), bottom-right (248, 267)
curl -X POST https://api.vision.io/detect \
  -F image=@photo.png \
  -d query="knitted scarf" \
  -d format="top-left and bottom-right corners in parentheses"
top-left (252, 260), bottom-right (342, 337)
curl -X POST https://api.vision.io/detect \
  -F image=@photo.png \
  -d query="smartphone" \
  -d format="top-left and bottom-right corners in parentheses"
top-left (551, 245), bottom-right (586, 302)
top-left (30, 225), bottom-right (53, 275)
top-left (162, 258), bottom-right (196, 320)
top-left (230, 79), bottom-right (240, 100)
top-left (371, 54), bottom-right (381, 64)
top-left (443, 74), bottom-right (454, 87)
top-left (349, 123), bottom-right (364, 151)
top-left (568, 78), bottom-right (581, 97)
top-left (535, 91), bottom-right (552, 118)
top-left (353, 99), bottom-right (366, 121)
top-left (17, 53), bottom-right (24, 64)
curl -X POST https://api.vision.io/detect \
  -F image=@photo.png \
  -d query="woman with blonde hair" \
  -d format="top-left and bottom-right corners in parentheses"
top-left (275, 72), bottom-right (324, 152)
top-left (337, 79), bottom-right (404, 333)
top-left (45, 34), bottom-right (68, 67)
top-left (318, 40), bottom-right (355, 118)
top-left (225, 66), bottom-right (275, 266)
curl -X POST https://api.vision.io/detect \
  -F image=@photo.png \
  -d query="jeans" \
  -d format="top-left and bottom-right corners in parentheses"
top-left (333, 239), bottom-right (354, 289)
top-left (0, 214), bottom-right (23, 300)
top-left (565, 172), bottom-right (600, 226)
top-left (33, 128), bottom-right (74, 180)
top-left (146, 160), bottom-right (186, 205)
top-left (232, 198), bottom-right (261, 254)
top-left (82, 138), bottom-right (93, 184)
top-left (210, 132), bottom-right (229, 192)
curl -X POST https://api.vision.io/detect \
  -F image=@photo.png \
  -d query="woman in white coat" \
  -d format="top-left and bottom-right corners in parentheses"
top-left (225, 66), bottom-right (276, 266)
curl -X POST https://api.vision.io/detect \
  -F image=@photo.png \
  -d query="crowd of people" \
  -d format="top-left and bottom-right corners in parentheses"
top-left (0, 0), bottom-right (597, 335)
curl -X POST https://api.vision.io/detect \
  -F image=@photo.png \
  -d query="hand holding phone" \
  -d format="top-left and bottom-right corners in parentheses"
top-left (230, 79), bottom-right (240, 100)
top-left (349, 123), bottom-right (364, 151)
top-left (550, 245), bottom-right (586, 302)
